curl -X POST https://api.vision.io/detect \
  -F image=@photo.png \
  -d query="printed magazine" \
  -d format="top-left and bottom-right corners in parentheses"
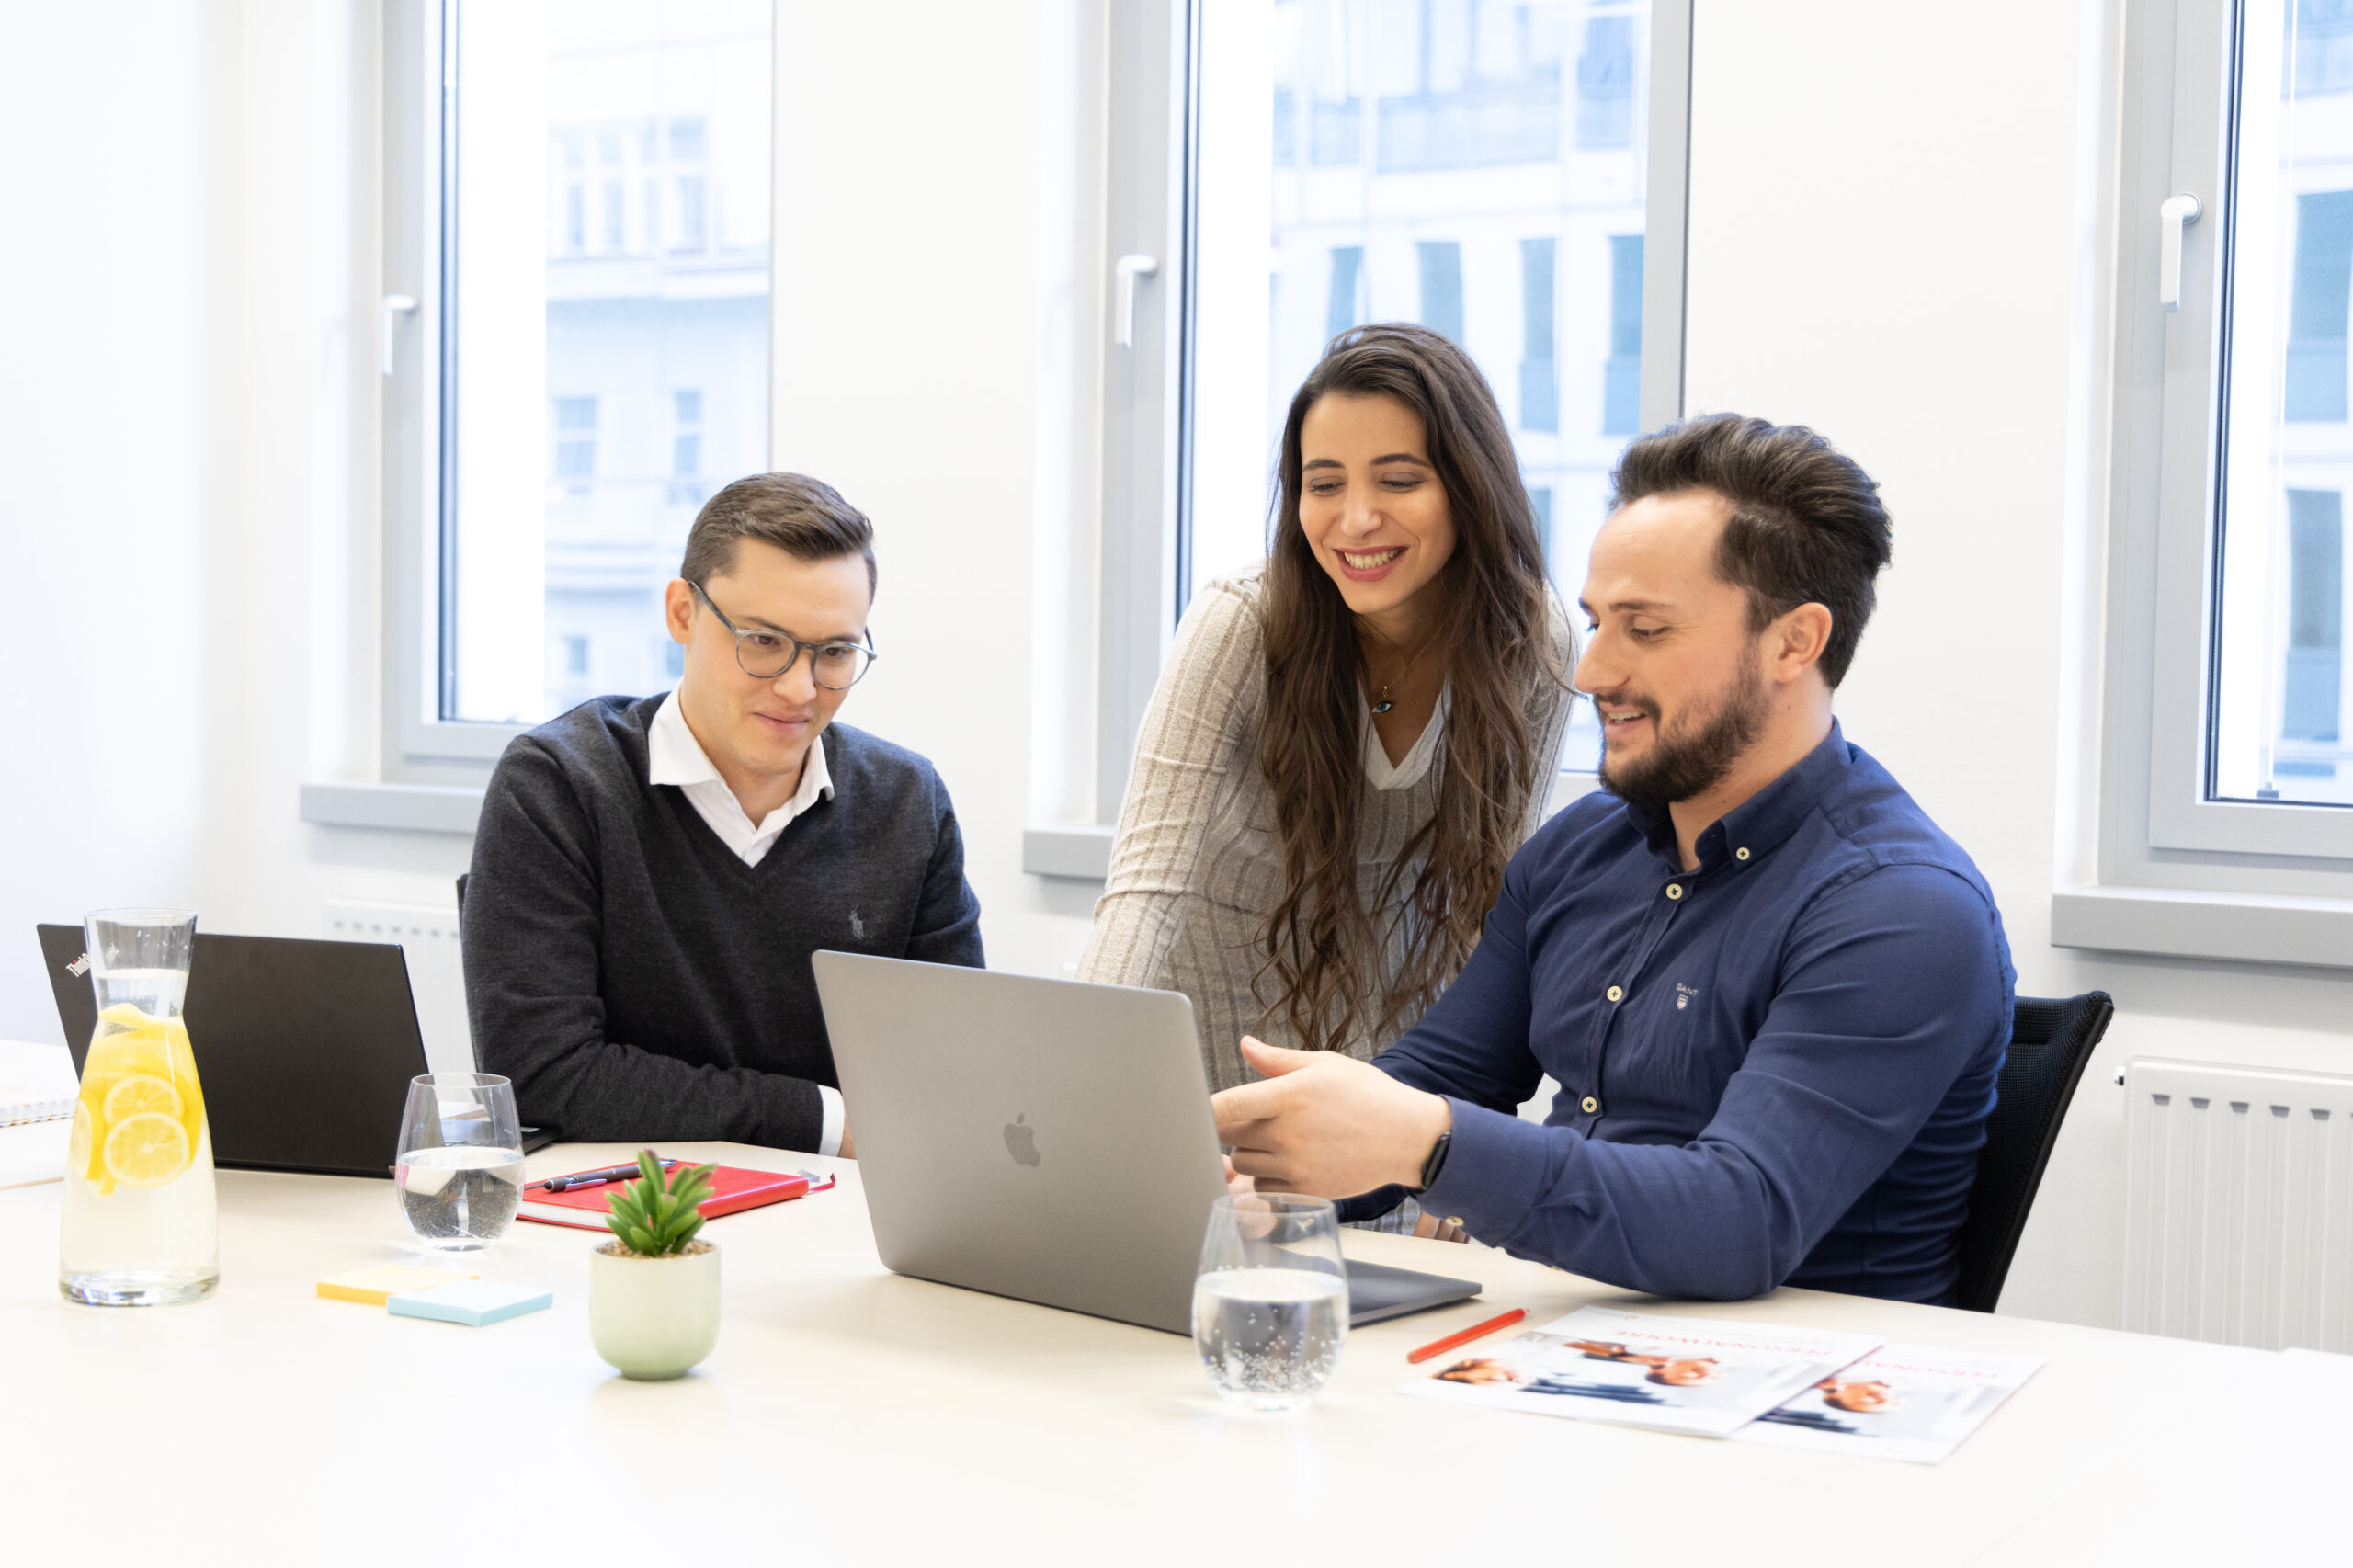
top-left (1733, 1342), bottom-right (2043, 1463)
top-left (1401, 1305), bottom-right (1883, 1437)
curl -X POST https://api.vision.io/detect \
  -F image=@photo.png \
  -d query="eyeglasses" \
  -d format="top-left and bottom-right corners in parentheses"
top-left (688, 581), bottom-right (879, 689)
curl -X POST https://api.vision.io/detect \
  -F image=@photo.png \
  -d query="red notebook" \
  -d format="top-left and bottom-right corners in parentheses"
top-left (516, 1163), bottom-right (835, 1233)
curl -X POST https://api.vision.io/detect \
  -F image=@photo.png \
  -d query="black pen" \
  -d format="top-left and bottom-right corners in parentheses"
top-left (533, 1158), bottom-right (677, 1193)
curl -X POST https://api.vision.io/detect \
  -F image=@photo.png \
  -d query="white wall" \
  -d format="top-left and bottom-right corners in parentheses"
top-left (1684, 0), bottom-right (2353, 1328)
top-left (0, 3), bottom-right (454, 1047)
top-left (767, 0), bottom-right (1105, 980)
top-left (8, 0), bottom-right (2351, 1333)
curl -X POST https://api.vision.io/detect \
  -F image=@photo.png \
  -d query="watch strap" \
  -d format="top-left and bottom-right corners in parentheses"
top-left (1415, 1128), bottom-right (1452, 1194)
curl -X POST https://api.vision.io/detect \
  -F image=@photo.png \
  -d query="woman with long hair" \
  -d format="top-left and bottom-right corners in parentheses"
top-left (1078, 323), bottom-right (1577, 1124)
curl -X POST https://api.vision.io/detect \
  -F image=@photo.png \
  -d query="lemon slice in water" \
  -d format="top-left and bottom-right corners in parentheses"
top-left (103, 1111), bottom-right (192, 1187)
top-left (103, 1073), bottom-right (184, 1124)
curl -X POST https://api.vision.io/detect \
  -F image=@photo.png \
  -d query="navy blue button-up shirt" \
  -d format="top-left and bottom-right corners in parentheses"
top-left (1371, 724), bottom-right (2013, 1304)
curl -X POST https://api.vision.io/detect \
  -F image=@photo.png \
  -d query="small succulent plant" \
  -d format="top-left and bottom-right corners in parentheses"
top-left (604, 1150), bottom-right (718, 1257)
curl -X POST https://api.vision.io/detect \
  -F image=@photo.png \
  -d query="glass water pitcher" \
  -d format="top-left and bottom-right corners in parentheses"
top-left (58, 908), bottom-right (219, 1306)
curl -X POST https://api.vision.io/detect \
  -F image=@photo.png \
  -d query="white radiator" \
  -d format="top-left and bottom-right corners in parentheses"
top-left (2121, 1056), bottom-right (2353, 1352)
top-left (324, 899), bottom-right (474, 1078)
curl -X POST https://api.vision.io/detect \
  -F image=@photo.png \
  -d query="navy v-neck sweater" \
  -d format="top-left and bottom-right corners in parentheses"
top-left (462, 694), bottom-right (983, 1153)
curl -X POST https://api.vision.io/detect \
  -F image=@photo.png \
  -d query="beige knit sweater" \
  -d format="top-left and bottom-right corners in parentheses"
top-left (1076, 572), bottom-right (1579, 1094)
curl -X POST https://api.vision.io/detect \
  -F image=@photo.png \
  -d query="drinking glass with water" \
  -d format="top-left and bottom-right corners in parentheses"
top-left (1192, 1191), bottom-right (1348, 1412)
top-left (394, 1074), bottom-right (524, 1251)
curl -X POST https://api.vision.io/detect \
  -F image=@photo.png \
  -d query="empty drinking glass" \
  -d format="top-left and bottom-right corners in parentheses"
top-left (1192, 1191), bottom-right (1348, 1412)
top-left (393, 1074), bottom-right (524, 1251)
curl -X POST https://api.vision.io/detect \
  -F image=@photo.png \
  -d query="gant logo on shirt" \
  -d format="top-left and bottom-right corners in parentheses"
top-left (1675, 982), bottom-right (1699, 1011)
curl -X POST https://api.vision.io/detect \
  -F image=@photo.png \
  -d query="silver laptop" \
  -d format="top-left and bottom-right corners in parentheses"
top-left (813, 951), bottom-right (1480, 1335)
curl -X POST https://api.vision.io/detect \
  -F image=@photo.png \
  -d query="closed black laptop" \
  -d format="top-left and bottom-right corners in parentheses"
top-left (36, 923), bottom-right (510, 1179)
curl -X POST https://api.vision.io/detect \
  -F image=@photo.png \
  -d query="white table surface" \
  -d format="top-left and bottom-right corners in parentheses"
top-left (1, 1137), bottom-right (2344, 1565)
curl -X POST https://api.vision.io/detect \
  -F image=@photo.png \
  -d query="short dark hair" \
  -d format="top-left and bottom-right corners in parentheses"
top-left (1609, 413), bottom-right (1891, 687)
top-left (679, 472), bottom-right (877, 594)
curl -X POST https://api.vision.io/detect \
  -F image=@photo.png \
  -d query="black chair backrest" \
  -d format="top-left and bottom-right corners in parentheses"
top-left (1953, 990), bottom-right (2115, 1313)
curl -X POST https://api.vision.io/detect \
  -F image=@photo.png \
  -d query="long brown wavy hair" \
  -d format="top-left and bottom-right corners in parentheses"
top-left (1257, 324), bottom-right (1562, 1052)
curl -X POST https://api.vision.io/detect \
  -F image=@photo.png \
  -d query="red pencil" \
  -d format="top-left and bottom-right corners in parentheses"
top-left (1405, 1307), bottom-right (1528, 1364)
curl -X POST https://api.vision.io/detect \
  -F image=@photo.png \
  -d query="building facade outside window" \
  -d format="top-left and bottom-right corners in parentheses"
top-left (1186, 0), bottom-right (1664, 778)
top-left (381, 0), bottom-right (773, 746)
top-left (1520, 235), bottom-right (1560, 435)
top-left (1603, 233), bottom-right (1643, 436)
top-left (551, 396), bottom-right (597, 495)
top-left (1416, 239), bottom-right (1465, 343)
top-left (669, 388), bottom-right (705, 506)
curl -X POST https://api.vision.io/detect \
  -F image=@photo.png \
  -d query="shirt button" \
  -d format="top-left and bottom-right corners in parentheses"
top-left (1735, 846), bottom-right (1751, 861)
top-left (1665, 883), bottom-right (1685, 900)
top-left (1605, 984), bottom-right (1624, 1003)
top-left (1581, 1096), bottom-right (1599, 1114)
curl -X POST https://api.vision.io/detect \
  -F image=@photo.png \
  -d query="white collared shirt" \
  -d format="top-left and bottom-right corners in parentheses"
top-left (646, 687), bottom-right (845, 1156)
top-left (648, 687), bottom-right (835, 866)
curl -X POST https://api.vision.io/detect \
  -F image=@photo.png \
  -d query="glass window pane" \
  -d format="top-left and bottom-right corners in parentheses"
top-left (2215, 0), bottom-right (2353, 802)
top-left (442, 2), bottom-right (771, 725)
top-left (1189, 0), bottom-right (1649, 776)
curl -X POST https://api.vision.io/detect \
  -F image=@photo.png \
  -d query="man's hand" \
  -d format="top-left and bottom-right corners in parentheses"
top-left (1211, 1036), bottom-right (1452, 1199)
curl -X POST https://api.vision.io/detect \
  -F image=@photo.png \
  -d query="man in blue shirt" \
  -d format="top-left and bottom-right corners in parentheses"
top-left (1211, 414), bottom-right (2013, 1305)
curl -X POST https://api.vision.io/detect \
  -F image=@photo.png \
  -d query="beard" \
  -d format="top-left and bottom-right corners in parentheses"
top-left (1597, 644), bottom-right (1771, 813)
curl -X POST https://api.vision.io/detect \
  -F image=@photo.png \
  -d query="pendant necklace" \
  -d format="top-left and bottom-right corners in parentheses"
top-left (1368, 636), bottom-right (1431, 715)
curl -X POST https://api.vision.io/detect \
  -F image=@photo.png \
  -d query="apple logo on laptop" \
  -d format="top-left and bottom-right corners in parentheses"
top-left (1004, 1113), bottom-right (1042, 1167)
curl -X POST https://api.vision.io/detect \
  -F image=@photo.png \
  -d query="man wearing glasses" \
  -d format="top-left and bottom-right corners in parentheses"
top-left (463, 472), bottom-right (983, 1157)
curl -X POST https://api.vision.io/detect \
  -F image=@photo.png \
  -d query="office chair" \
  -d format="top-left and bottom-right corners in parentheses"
top-left (1953, 990), bottom-right (2115, 1313)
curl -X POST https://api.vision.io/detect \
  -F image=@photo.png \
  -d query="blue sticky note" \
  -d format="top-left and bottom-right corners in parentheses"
top-left (386, 1279), bottom-right (553, 1327)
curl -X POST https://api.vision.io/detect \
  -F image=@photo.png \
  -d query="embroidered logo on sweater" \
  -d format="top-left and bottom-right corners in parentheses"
top-left (848, 909), bottom-right (866, 939)
top-left (1675, 982), bottom-right (1699, 1011)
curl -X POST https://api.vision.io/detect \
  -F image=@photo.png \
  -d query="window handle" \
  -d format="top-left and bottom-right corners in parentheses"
top-left (1113, 254), bottom-right (1159, 349)
top-left (381, 293), bottom-right (419, 377)
top-left (2159, 194), bottom-right (2202, 312)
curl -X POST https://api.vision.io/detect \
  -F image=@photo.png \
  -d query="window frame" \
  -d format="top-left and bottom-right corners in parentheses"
top-left (1033, 0), bottom-right (1692, 877)
top-left (373, 0), bottom-right (778, 781)
top-left (2146, 0), bottom-right (2353, 856)
top-left (382, 0), bottom-right (518, 774)
top-left (2060, 0), bottom-right (2353, 966)
top-left (1092, 0), bottom-right (1195, 830)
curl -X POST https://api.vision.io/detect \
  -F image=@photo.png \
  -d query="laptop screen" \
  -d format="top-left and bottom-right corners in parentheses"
top-left (36, 924), bottom-right (432, 1178)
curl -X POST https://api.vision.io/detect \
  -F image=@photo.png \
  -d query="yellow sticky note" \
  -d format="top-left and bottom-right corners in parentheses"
top-left (316, 1263), bottom-right (479, 1305)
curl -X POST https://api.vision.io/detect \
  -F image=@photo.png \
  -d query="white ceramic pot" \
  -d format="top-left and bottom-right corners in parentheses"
top-left (588, 1240), bottom-right (720, 1380)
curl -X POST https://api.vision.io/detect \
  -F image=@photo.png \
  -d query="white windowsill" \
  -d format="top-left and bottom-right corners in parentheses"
top-left (1023, 824), bottom-right (1115, 881)
top-left (2051, 884), bottom-right (2353, 971)
top-left (300, 781), bottom-right (485, 835)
